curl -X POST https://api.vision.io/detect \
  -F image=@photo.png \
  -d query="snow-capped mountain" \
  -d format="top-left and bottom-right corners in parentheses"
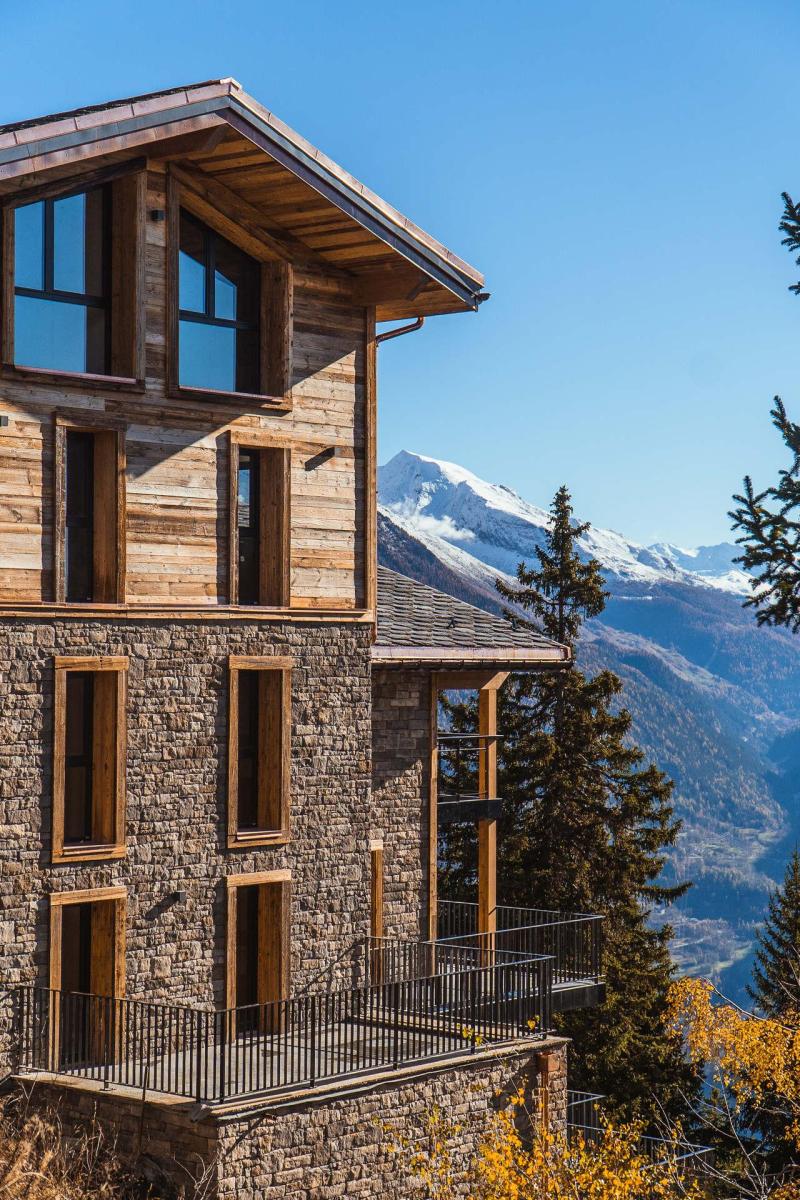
top-left (377, 449), bottom-right (800, 1002)
top-left (379, 449), bottom-right (751, 596)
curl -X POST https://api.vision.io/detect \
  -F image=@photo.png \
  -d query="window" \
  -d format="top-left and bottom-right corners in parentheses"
top-left (52, 656), bottom-right (127, 861)
top-left (55, 421), bottom-right (125, 604)
top-left (178, 211), bottom-right (260, 394)
top-left (50, 887), bottom-right (126, 998)
top-left (225, 871), bottom-right (290, 1031)
top-left (49, 887), bottom-right (126, 1069)
top-left (229, 439), bottom-right (290, 607)
top-left (228, 656), bottom-right (291, 847)
top-left (2, 170), bottom-right (145, 383)
top-left (13, 187), bottom-right (109, 375)
top-left (166, 175), bottom-right (293, 406)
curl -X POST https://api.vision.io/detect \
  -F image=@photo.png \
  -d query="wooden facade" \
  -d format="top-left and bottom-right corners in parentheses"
top-left (0, 81), bottom-right (486, 622)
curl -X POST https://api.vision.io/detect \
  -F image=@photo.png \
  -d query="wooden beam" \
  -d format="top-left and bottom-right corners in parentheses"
top-left (428, 675), bottom-right (439, 942)
top-left (262, 260), bottom-right (293, 402)
top-left (169, 160), bottom-right (348, 275)
top-left (0, 204), bottom-right (13, 366)
top-left (370, 843), bottom-right (384, 941)
top-left (364, 307), bottom-right (377, 620)
top-left (477, 685), bottom-right (497, 943)
top-left (350, 267), bottom-right (432, 307)
top-left (435, 670), bottom-right (509, 693)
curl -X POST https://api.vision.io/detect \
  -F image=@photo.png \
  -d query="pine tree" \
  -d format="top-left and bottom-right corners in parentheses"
top-left (749, 849), bottom-right (800, 1016)
top-left (742, 849), bottom-right (800, 1168)
top-left (442, 486), bottom-right (698, 1124)
top-left (730, 195), bottom-right (800, 630)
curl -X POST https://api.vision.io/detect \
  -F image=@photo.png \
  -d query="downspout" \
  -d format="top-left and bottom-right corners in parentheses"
top-left (375, 317), bottom-right (425, 345)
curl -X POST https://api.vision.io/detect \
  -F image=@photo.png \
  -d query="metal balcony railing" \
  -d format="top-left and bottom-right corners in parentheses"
top-left (12, 939), bottom-right (554, 1104)
top-left (437, 732), bottom-right (503, 824)
top-left (566, 1091), bottom-right (714, 1173)
top-left (437, 899), bottom-right (603, 987)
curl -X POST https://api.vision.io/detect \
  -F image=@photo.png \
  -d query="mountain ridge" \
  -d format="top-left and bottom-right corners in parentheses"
top-left (377, 450), bottom-right (800, 998)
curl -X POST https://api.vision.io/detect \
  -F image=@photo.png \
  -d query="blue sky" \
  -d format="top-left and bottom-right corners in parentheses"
top-left (2, 0), bottom-right (799, 545)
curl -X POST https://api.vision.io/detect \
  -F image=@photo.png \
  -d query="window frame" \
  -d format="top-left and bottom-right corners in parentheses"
top-left (225, 869), bottom-right (290, 1014)
top-left (228, 431), bottom-right (291, 608)
top-left (53, 414), bottom-right (127, 605)
top-left (52, 655), bottom-right (128, 863)
top-left (1, 160), bottom-right (147, 391)
top-left (49, 887), bottom-right (127, 1004)
top-left (227, 655), bottom-right (292, 849)
top-left (166, 171), bottom-right (293, 410)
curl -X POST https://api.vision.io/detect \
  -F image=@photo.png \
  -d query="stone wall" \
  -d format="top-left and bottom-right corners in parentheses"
top-left (370, 669), bottom-right (432, 941)
top-left (0, 617), bottom-right (372, 1072)
top-left (17, 1039), bottom-right (568, 1199)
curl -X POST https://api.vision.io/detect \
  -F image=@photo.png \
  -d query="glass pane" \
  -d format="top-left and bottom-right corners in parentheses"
top-left (53, 192), bottom-right (86, 293)
top-left (237, 672), bottom-right (260, 829)
top-left (14, 201), bottom-right (44, 290)
top-left (179, 319), bottom-right (236, 391)
top-left (235, 328), bottom-right (260, 394)
top-left (179, 212), bottom-right (206, 313)
top-left (214, 233), bottom-right (259, 325)
top-left (215, 268), bottom-right (237, 320)
top-left (83, 188), bottom-right (106, 297)
top-left (14, 294), bottom-right (93, 373)
top-left (238, 450), bottom-right (259, 605)
top-left (64, 672), bottom-right (93, 844)
top-left (65, 431), bottom-right (94, 603)
top-left (15, 295), bottom-right (106, 374)
top-left (236, 886), bottom-right (260, 1012)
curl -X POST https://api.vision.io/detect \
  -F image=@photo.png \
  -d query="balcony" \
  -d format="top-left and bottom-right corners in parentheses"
top-left (12, 938), bottom-right (555, 1106)
top-left (437, 899), bottom-right (605, 1012)
top-left (567, 1091), bottom-right (714, 1173)
top-left (437, 732), bottom-right (502, 824)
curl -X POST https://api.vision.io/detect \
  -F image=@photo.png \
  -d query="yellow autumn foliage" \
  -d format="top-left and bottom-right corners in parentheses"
top-left (475, 1095), bottom-right (702, 1200)
top-left (398, 1091), bottom-right (703, 1200)
top-left (667, 976), bottom-right (800, 1154)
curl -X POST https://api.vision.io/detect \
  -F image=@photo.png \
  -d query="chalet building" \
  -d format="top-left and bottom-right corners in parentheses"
top-left (0, 80), bottom-right (604, 1198)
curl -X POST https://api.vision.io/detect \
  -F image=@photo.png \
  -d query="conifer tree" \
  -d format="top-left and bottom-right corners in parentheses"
top-left (730, 195), bottom-right (800, 629)
top-left (441, 486), bottom-right (698, 1124)
top-left (749, 848), bottom-right (800, 1016)
top-left (743, 849), bottom-right (800, 1168)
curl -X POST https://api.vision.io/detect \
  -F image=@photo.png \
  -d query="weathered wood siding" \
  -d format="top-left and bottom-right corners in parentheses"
top-left (0, 167), bottom-right (367, 610)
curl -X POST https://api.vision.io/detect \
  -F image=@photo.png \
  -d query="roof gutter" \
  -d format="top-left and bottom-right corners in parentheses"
top-left (375, 317), bottom-right (424, 346)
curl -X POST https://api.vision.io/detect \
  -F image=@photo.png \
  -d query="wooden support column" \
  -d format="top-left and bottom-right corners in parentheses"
top-left (427, 675), bottom-right (439, 942)
top-left (477, 683), bottom-right (498, 947)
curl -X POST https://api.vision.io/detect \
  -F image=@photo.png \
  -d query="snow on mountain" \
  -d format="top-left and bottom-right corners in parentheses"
top-left (378, 450), bottom-right (751, 596)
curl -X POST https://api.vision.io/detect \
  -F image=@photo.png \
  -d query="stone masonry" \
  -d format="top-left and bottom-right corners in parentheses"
top-left (370, 668), bottom-right (431, 941)
top-left (18, 1038), bottom-right (568, 1199)
top-left (0, 617), bottom-right (373, 1073)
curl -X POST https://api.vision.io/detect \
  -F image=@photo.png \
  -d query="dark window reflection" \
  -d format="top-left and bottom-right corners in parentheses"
top-left (65, 431), bottom-right (94, 603)
top-left (238, 449), bottom-right (260, 605)
top-left (236, 885), bottom-right (260, 1014)
top-left (178, 210), bottom-right (260, 394)
top-left (14, 186), bottom-right (109, 374)
top-left (237, 671), bottom-right (260, 830)
top-left (60, 902), bottom-right (92, 995)
top-left (64, 672), bottom-right (94, 844)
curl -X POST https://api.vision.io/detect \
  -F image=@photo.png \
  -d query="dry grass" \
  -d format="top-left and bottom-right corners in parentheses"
top-left (0, 1094), bottom-right (213, 1200)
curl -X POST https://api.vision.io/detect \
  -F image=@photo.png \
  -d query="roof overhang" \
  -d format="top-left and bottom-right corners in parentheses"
top-left (371, 645), bottom-right (571, 671)
top-left (0, 80), bottom-right (486, 320)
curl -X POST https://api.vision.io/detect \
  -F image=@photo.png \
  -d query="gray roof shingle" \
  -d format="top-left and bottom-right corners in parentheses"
top-left (374, 566), bottom-right (569, 668)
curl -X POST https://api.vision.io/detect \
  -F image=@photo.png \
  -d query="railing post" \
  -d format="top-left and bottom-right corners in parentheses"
top-left (309, 995), bottom-right (317, 1087)
top-left (195, 1011), bottom-right (204, 1103)
top-left (392, 981), bottom-right (401, 1069)
top-left (217, 1010), bottom-right (227, 1103)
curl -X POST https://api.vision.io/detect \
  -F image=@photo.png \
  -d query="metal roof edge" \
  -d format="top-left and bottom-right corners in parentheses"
top-left (0, 85), bottom-right (485, 312)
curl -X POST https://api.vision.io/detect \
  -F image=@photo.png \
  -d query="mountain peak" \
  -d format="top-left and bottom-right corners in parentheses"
top-left (378, 449), bottom-right (750, 595)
